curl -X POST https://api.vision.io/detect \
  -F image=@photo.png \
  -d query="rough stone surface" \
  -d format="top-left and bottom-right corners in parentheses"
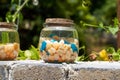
top-left (9, 61), bottom-right (67, 80)
top-left (67, 62), bottom-right (120, 80)
top-left (0, 65), bottom-right (7, 80)
top-left (0, 61), bottom-right (13, 80)
top-left (0, 61), bottom-right (120, 80)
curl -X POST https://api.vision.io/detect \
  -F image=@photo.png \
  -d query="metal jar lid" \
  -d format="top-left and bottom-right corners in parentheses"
top-left (44, 18), bottom-right (74, 27)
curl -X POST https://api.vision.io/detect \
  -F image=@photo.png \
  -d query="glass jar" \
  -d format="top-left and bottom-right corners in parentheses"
top-left (39, 18), bottom-right (79, 63)
top-left (0, 22), bottom-right (20, 60)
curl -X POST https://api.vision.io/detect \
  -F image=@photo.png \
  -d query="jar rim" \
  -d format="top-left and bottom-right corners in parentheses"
top-left (0, 22), bottom-right (16, 28)
top-left (44, 18), bottom-right (74, 27)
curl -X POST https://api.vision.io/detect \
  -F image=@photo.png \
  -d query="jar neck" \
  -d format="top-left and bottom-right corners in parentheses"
top-left (0, 22), bottom-right (17, 30)
top-left (44, 23), bottom-right (74, 27)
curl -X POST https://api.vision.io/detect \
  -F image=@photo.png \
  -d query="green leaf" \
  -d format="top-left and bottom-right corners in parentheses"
top-left (108, 26), bottom-right (119, 35)
top-left (18, 12), bottom-right (23, 24)
top-left (106, 47), bottom-right (115, 54)
top-left (18, 50), bottom-right (25, 57)
top-left (113, 18), bottom-right (119, 26)
top-left (82, 0), bottom-right (91, 7)
top-left (112, 53), bottom-right (119, 61)
top-left (17, 45), bottom-right (40, 60)
top-left (117, 49), bottom-right (120, 55)
top-left (76, 55), bottom-right (85, 61)
top-left (99, 23), bottom-right (104, 28)
top-left (6, 12), bottom-right (13, 23)
top-left (30, 51), bottom-right (38, 60)
top-left (24, 50), bottom-right (32, 58)
top-left (30, 45), bottom-right (40, 60)
top-left (6, 0), bottom-right (29, 23)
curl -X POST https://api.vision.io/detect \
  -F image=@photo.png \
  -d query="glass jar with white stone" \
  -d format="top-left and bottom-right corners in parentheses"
top-left (39, 18), bottom-right (79, 63)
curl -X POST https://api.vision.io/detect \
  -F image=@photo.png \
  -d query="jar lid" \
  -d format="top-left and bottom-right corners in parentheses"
top-left (44, 18), bottom-right (74, 26)
top-left (0, 22), bottom-right (16, 28)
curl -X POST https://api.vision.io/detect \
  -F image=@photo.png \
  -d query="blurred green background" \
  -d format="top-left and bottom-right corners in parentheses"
top-left (0, 0), bottom-right (117, 55)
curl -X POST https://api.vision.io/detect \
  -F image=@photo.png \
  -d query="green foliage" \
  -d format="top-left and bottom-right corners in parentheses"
top-left (107, 47), bottom-right (120, 61)
top-left (92, 0), bottom-right (116, 25)
top-left (0, 0), bottom-right (117, 52)
top-left (83, 18), bottom-right (119, 35)
top-left (6, 0), bottom-right (29, 23)
top-left (76, 46), bottom-right (88, 61)
top-left (82, 0), bottom-right (91, 8)
top-left (17, 45), bottom-right (40, 60)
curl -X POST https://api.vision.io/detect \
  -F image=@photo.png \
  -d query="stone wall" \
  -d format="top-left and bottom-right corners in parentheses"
top-left (0, 61), bottom-right (120, 80)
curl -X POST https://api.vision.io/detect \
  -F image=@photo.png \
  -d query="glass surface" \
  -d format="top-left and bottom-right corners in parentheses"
top-left (39, 26), bottom-right (79, 63)
top-left (0, 25), bottom-right (20, 60)
top-left (0, 29), bottom-right (19, 43)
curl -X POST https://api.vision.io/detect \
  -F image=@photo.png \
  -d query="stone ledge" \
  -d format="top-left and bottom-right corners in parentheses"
top-left (0, 61), bottom-right (120, 80)
top-left (68, 62), bottom-right (120, 80)
top-left (9, 61), bottom-right (66, 80)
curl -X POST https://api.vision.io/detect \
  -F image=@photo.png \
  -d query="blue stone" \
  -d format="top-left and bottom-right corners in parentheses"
top-left (40, 41), bottom-right (47, 51)
top-left (71, 44), bottom-right (78, 53)
top-left (50, 39), bottom-right (56, 42)
top-left (64, 40), bottom-right (70, 44)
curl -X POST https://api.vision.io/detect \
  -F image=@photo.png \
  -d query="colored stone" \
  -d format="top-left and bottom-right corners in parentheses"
top-left (71, 44), bottom-right (78, 53)
top-left (50, 39), bottom-right (56, 42)
top-left (64, 40), bottom-right (70, 44)
top-left (49, 34), bottom-right (59, 41)
top-left (40, 41), bottom-right (47, 51)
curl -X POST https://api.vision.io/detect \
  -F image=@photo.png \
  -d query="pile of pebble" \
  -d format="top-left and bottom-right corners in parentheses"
top-left (40, 39), bottom-right (79, 63)
top-left (0, 43), bottom-right (19, 60)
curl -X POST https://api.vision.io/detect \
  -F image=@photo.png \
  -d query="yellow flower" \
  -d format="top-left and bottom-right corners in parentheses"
top-left (99, 49), bottom-right (109, 61)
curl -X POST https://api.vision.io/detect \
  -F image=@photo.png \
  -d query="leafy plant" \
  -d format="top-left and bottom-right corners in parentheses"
top-left (107, 47), bottom-right (120, 61)
top-left (3, 0), bottom-right (42, 61)
top-left (88, 47), bottom-right (120, 61)
top-left (0, 0), bottom-right (29, 44)
top-left (17, 45), bottom-right (40, 60)
top-left (82, 18), bottom-right (119, 35)
top-left (76, 46), bottom-right (88, 61)
top-left (6, 0), bottom-right (29, 23)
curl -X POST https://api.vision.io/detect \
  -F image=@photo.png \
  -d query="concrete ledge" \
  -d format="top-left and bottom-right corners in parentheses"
top-left (0, 61), bottom-right (120, 80)
top-left (0, 61), bottom-right (13, 80)
top-left (68, 62), bottom-right (120, 80)
top-left (9, 61), bottom-right (66, 80)
top-left (0, 65), bottom-right (7, 80)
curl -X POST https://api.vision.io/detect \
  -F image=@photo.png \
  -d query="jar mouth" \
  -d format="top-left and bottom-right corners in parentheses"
top-left (44, 23), bottom-right (74, 27)
top-left (44, 18), bottom-right (74, 27)
top-left (0, 22), bottom-right (16, 29)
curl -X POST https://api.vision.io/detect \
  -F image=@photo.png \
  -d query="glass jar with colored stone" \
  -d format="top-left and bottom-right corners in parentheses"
top-left (0, 22), bottom-right (20, 60)
top-left (39, 18), bottom-right (79, 63)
